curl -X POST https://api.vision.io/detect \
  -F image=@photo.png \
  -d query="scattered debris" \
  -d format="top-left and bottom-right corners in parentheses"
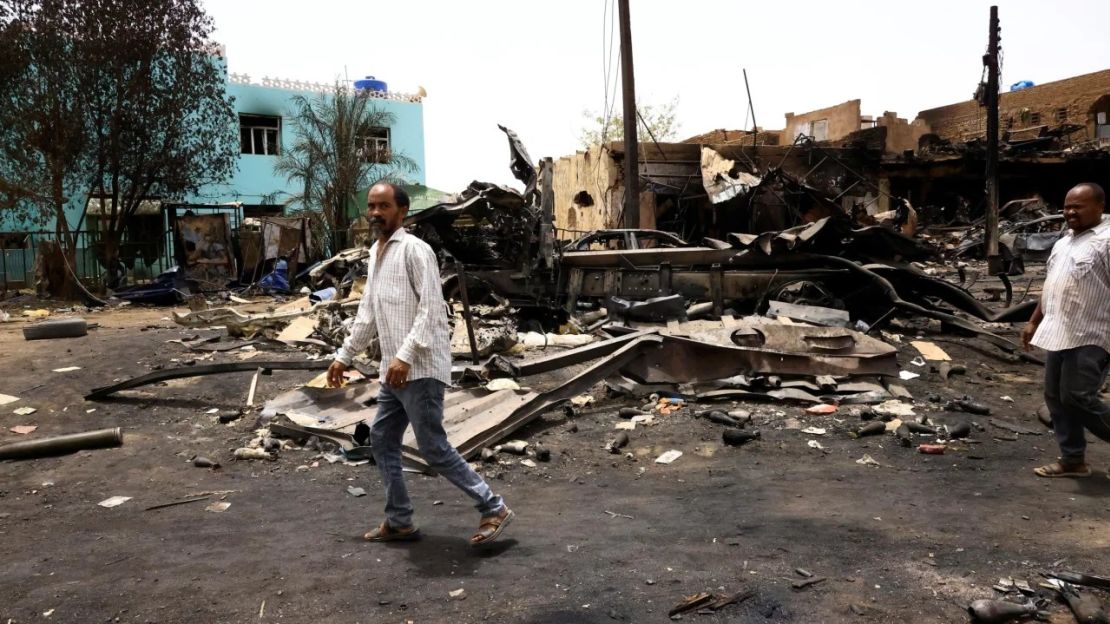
top-left (947, 398), bottom-right (992, 415)
top-left (0, 427), bottom-right (123, 460)
top-left (918, 444), bottom-right (946, 455)
top-left (347, 486), bottom-right (366, 497)
top-left (571, 394), bottom-right (595, 407)
top-left (655, 449), bottom-right (683, 464)
top-left (945, 421), bottom-right (972, 439)
top-left (910, 340), bottom-right (951, 361)
top-left (485, 378), bottom-right (521, 391)
top-left (855, 454), bottom-right (881, 467)
top-left (192, 456), bottom-right (220, 469)
top-left (852, 422), bottom-right (886, 438)
top-left (97, 496), bottom-right (132, 508)
top-left (496, 440), bottom-right (529, 455)
top-left (669, 592), bottom-right (715, 617)
top-left (144, 495), bottom-right (212, 511)
top-left (874, 400), bottom-right (916, 419)
top-left (23, 318), bottom-right (88, 341)
top-left (233, 447), bottom-right (275, 461)
top-left (449, 588), bottom-right (467, 601)
top-left (85, 360), bottom-right (331, 400)
top-left (722, 429), bottom-right (760, 446)
top-left (966, 599), bottom-right (1038, 623)
top-left (51, 366), bottom-right (81, 373)
top-left (0, 393), bottom-right (19, 406)
top-left (1044, 570), bottom-right (1110, 591)
top-left (989, 418), bottom-right (1042, 436)
top-left (245, 366), bottom-right (265, 407)
top-left (606, 432), bottom-right (630, 454)
top-left (204, 502), bottom-right (231, 513)
top-left (792, 576), bottom-right (827, 590)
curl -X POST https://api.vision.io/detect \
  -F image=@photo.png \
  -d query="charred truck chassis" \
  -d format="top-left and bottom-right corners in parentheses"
top-left (409, 127), bottom-right (1034, 343)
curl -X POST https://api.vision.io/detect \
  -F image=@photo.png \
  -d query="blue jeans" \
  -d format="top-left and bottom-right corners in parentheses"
top-left (371, 378), bottom-right (504, 529)
top-left (1044, 345), bottom-right (1110, 464)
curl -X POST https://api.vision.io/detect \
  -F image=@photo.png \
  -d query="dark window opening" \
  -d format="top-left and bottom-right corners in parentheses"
top-left (1055, 107), bottom-right (1068, 123)
top-left (573, 190), bottom-right (595, 207)
top-left (1029, 111), bottom-right (1042, 126)
top-left (239, 114), bottom-right (281, 155)
top-left (359, 127), bottom-right (391, 163)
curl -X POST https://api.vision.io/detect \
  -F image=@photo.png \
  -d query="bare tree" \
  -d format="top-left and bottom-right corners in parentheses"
top-left (579, 97), bottom-right (681, 149)
top-left (275, 82), bottom-right (418, 252)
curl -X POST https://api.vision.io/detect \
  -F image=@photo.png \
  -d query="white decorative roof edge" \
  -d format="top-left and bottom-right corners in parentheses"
top-left (227, 73), bottom-right (423, 103)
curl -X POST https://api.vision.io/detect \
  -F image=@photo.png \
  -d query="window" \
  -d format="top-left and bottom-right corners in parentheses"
top-left (1004, 116), bottom-right (1015, 130)
top-left (1055, 107), bottom-right (1068, 123)
top-left (1028, 111), bottom-right (1042, 126)
top-left (358, 127), bottom-right (391, 163)
top-left (239, 114), bottom-right (281, 155)
top-left (811, 119), bottom-right (829, 141)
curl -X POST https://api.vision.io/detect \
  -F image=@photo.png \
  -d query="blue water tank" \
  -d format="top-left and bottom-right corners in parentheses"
top-left (1010, 80), bottom-right (1035, 92)
top-left (354, 75), bottom-right (388, 93)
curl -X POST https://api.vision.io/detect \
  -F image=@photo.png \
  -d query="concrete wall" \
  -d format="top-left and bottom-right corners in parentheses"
top-left (681, 128), bottom-right (783, 146)
top-left (784, 100), bottom-right (862, 143)
top-left (916, 68), bottom-right (1110, 141)
top-left (876, 112), bottom-right (930, 154)
top-left (552, 145), bottom-right (621, 237)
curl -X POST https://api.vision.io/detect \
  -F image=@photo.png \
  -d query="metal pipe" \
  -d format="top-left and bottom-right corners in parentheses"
top-left (0, 427), bottom-right (123, 460)
top-left (454, 261), bottom-right (481, 365)
top-left (743, 68), bottom-right (758, 143)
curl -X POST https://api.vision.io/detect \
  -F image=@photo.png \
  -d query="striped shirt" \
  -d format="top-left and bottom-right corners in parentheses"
top-left (1031, 216), bottom-right (1110, 353)
top-left (335, 228), bottom-right (452, 385)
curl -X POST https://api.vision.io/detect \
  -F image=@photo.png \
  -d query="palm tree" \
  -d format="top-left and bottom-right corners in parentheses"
top-left (274, 81), bottom-right (418, 253)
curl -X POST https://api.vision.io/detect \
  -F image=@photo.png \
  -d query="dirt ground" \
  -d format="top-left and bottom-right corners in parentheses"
top-left (1, 302), bottom-right (1109, 624)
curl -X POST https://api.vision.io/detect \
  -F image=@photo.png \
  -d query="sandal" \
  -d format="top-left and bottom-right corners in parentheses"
top-left (1033, 461), bottom-right (1091, 478)
top-left (364, 521), bottom-right (421, 542)
top-left (470, 507), bottom-right (514, 546)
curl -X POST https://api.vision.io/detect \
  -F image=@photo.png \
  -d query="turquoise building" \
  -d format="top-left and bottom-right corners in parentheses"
top-left (0, 64), bottom-right (430, 288)
top-left (194, 72), bottom-right (427, 217)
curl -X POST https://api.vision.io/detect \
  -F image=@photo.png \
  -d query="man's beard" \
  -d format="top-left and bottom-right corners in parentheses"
top-left (369, 218), bottom-right (386, 240)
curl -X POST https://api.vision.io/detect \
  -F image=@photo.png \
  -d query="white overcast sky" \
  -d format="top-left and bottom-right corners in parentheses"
top-left (203, 0), bottom-right (1110, 193)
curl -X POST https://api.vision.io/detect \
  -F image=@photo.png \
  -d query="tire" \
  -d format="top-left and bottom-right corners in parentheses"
top-left (22, 318), bottom-right (88, 341)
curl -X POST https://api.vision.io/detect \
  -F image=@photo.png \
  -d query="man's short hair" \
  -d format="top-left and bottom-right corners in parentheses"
top-left (1073, 182), bottom-right (1106, 206)
top-left (374, 181), bottom-right (410, 210)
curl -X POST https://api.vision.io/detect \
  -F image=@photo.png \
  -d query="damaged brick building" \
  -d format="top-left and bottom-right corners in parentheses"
top-left (551, 68), bottom-right (1110, 241)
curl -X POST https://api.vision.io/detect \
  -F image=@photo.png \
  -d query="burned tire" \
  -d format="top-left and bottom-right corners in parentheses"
top-left (22, 318), bottom-right (88, 341)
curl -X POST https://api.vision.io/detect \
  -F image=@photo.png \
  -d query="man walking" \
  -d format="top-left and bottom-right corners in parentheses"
top-left (328, 182), bottom-right (513, 544)
top-left (1023, 182), bottom-right (1110, 478)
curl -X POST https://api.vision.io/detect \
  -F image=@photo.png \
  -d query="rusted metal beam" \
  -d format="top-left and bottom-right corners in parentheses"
top-left (85, 361), bottom-right (332, 400)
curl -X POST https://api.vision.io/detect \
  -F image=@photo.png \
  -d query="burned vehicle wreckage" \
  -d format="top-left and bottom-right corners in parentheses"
top-left (406, 127), bottom-right (1035, 354)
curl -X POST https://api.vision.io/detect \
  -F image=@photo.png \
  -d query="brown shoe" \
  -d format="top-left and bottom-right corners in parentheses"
top-left (470, 507), bottom-right (514, 546)
top-left (364, 521), bottom-right (421, 542)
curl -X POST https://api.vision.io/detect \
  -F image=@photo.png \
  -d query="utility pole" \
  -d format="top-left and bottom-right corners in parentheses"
top-left (617, 0), bottom-right (639, 229)
top-left (743, 69), bottom-right (757, 145)
top-left (984, 5), bottom-right (1002, 274)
